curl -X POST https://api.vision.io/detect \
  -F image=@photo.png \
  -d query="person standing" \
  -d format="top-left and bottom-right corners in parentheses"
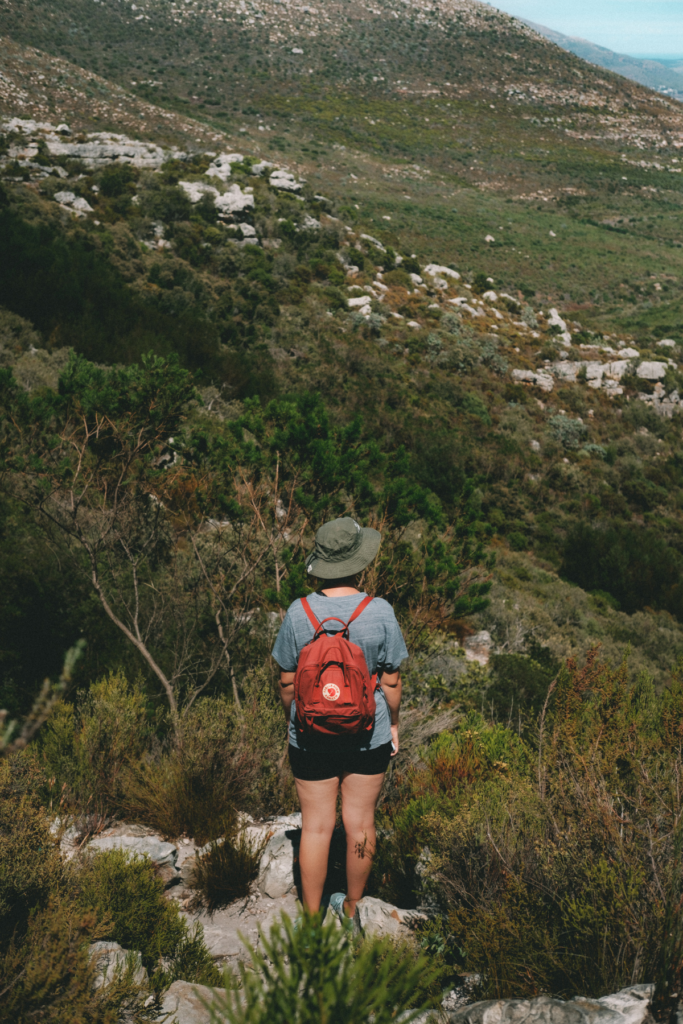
top-left (272, 517), bottom-right (408, 923)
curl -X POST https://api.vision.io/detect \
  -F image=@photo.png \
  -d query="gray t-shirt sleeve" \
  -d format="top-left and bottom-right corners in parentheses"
top-left (271, 607), bottom-right (299, 672)
top-left (377, 603), bottom-right (409, 673)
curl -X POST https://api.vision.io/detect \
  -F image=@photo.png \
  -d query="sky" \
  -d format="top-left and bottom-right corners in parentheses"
top-left (487, 0), bottom-right (683, 57)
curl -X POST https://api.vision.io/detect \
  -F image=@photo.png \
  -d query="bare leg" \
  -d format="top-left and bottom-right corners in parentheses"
top-left (340, 771), bottom-right (386, 918)
top-left (294, 775), bottom-right (339, 913)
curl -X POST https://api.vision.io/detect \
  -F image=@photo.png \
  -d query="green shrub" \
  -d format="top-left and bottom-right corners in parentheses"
top-left (209, 912), bottom-right (439, 1024)
top-left (74, 849), bottom-right (220, 988)
top-left (0, 755), bottom-right (65, 950)
top-left (190, 830), bottom-right (267, 912)
top-left (40, 672), bottom-right (154, 815)
top-left (0, 900), bottom-right (155, 1024)
top-left (548, 415), bottom-right (588, 449)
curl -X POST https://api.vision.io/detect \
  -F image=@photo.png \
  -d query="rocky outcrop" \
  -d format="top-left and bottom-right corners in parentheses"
top-left (160, 980), bottom-right (226, 1024)
top-left (512, 368), bottom-right (554, 392)
top-left (269, 169), bottom-right (304, 192)
top-left (206, 153), bottom-right (244, 181)
top-left (178, 180), bottom-right (255, 216)
top-left (353, 895), bottom-right (427, 939)
top-left (87, 833), bottom-right (181, 887)
top-left (89, 941), bottom-right (147, 989)
top-left (447, 985), bottom-right (653, 1024)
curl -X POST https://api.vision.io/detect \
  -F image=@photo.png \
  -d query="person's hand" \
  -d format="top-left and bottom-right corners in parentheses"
top-left (390, 723), bottom-right (399, 757)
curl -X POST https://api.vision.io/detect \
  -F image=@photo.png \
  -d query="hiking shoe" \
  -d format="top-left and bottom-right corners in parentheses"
top-left (329, 892), bottom-right (354, 930)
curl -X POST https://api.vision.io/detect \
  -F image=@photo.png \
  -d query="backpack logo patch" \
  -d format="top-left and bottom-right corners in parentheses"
top-left (322, 682), bottom-right (341, 702)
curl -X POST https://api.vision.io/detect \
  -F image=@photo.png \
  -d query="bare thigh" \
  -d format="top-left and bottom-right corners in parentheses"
top-left (340, 771), bottom-right (386, 840)
top-left (295, 776), bottom-right (339, 834)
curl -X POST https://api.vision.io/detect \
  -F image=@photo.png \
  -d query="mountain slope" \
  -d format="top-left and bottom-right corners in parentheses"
top-left (523, 19), bottom-right (683, 101)
top-left (2, 1), bottom-right (683, 341)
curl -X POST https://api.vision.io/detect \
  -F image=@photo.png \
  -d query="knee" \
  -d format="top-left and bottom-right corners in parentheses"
top-left (342, 816), bottom-right (376, 845)
top-left (301, 819), bottom-right (335, 840)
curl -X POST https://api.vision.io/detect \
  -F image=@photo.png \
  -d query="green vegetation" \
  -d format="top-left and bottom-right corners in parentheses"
top-left (371, 652), bottom-right (683, 1000)
top-left (209, 911), bottom-right (439, 1024)
top-left (2, 0), bottom-right (683, 1015)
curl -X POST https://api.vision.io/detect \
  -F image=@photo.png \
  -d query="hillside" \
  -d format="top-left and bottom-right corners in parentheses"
top-left (4, 6), bottom-right (683, 1014)
top-left (523, 20), bottom-right (683, 102)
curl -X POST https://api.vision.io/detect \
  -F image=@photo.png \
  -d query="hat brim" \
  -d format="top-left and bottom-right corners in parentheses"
top-left (307, 527), bottom-right (381, 578)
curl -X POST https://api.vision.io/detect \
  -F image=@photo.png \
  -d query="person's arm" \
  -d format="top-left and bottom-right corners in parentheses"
top-left (379, 670), bottom-right (402, 756)
top-left (279, 670), bottom-right (295, 733)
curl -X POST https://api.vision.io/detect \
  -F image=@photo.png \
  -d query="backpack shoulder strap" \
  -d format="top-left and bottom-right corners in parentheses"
top-left (346, 594), bottom-right (373, 627)
top-left (300, 596), bottom-right (321, 632)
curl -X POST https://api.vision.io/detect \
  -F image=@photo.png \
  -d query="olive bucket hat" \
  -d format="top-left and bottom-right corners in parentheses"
top-left (306, 517), bottom-right (381, 578)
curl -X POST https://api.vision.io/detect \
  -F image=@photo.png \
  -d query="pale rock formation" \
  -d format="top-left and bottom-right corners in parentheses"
top-left (353, 896), bottom-right (427, 939)
top-left (409, 273), bottom-right (424, 285)
top-left (464, 631), bottom-right (493, 665)
top-left (658, 339), bottom-right (678, 348)
top-left (251, 160), bottom-right (274, 175)
top-left (89, 941), bottom-right (147, 989)
top-left (548, 307), bottom-right (572, 346)
top-left (423, 264), bottom-right (461, 280)
top-left (87, 834), bottom-right (180, 887)
top-left (482, 289), bottom-right (498, 301)
top-left (360, 233), bottom-right (386, 252)
top-left (448, 984), bottom-right (653, 1024)
top-left (206, 153), bottom-right (244, 181)
top-left (179, 180), bottom-right (219, 204)
top-left (511, 368), bottom-right (554, 392)
top-left (216, 184), bottom-right (255, 215)
top-left (348, 296), bottom-right (372, 310)
top-left (46, 131), bottom-right (172, 169)
top-left (53, 190), bottom-right (94, 214)
top-left (269, 169), bottom-right (303, 192)
top-left (257, 830), bottom-right (299, 898)
top-left (160, 980), bottom-right (226, 1024)
top-left (639, 382), bottom-right (682, 417)
top-left (637, 361), bottom-right (669, 380)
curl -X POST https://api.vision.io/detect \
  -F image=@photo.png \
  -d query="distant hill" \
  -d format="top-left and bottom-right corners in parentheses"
top-left (523, 19), bottom-right (683, 100)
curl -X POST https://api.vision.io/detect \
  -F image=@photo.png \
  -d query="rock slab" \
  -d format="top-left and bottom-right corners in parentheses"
top-left (447, 985), bottom-right (653, 1024)
top-left (89, 941), bottom-right (147, 989)
top-left (160, 980), bottom-right (226, 1024)
top-left (87, 834), bottom-right (180, 887)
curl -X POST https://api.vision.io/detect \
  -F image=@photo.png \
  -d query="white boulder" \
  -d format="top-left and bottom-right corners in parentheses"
top-left (637, 361), bottom-right (668, 380)
top-left (658, 339), bottom-right (677, 348)
top-left (257, 831), bottom-right (298, 898)
top-left (251, 160), bottom-right (274, 175)
top-left (161, 980), bottom-right (226, 1024)
top-left (619, 347), bottom-right (640, 358)
top-left (89, 941), bottom-right (147, 989)
top-left (448, 985), bottom-right (653, 1024)
top-left (46, 131), bottom-right (170, 169)
top-left (54, 190), bottom-right (94, 214)
top-left (360, 233), bottom-right (386, 252)
top-left (179, 181), bottom-right (219, 204)
top-left (511, 369), bottom-right (554, 392)
top-left (206, 153), bottom-right (243, 181)
top-left (423, 264), bottom-right (460, 280)
top-left (87, 834), bottom-right (180, 886)
top-left (481, 290), bottom-right (498, 302)
top-left (348, 296), bottom-right (372, 309)
top-left (353, 896), bottom-right (426, 939)
top-left (270, 170), bottom-right (303, 192)
top-left (464, 630), bottom-right (493, 665)
top-left (215, 184), bottom-right (255, 215)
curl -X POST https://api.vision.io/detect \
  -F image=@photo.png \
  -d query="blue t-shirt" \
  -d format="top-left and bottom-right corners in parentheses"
top-left (271, 592), bottom-right (408, 750)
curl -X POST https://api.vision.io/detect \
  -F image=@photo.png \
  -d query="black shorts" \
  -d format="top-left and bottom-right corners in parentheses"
top-left (288, 741), bottom-right (393, 781)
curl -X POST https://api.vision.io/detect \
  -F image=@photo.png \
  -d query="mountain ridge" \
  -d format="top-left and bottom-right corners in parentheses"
top-left (522, 17), bottom-right (683, 101)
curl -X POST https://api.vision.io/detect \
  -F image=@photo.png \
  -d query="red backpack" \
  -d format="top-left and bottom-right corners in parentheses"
top-left (294, 595), bottom-right (377, 737)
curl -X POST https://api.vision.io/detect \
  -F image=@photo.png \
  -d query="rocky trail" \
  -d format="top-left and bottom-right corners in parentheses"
top-left (66, 818), bottom-right (659, 1024)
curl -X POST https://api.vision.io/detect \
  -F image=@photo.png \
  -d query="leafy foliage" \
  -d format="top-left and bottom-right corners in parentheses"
top-left (209, 911), bottom-right (439, 1024)
top-left (74, 848), bottom-right (220, 987)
